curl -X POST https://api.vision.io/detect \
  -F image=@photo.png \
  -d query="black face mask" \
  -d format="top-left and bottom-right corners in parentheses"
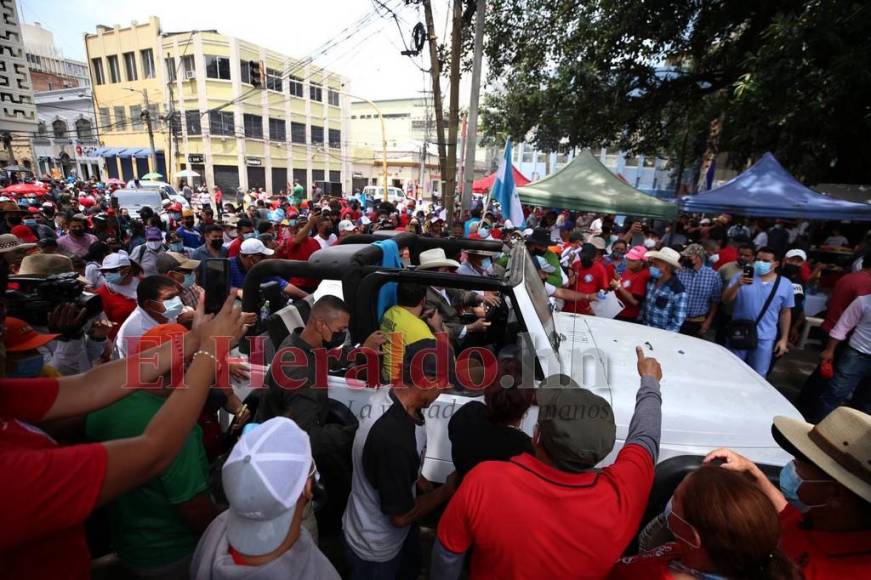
top-left (323, 329), bottom-right (347, 349)
top-left (580, 256), bottom-right (594, 269)
top-left (209, 238), bottom-right (224, 250)
top-left (781, 264), bottom-right (801, 280)
top-left (70, 229), bottom-right (84, 237)
top-left (184, 220), bottom-right (194, 228)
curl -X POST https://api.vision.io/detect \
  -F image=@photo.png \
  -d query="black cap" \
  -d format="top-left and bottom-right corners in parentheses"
top-left (401, 338), bottom-right (455, 388)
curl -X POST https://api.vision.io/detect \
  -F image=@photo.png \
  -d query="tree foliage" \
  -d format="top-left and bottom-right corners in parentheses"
top-left (481, 0), bottom-right (871, 184)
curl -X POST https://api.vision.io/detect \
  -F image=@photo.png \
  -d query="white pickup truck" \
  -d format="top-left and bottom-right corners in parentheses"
top-left (238, 231), bottom-right (802, 481)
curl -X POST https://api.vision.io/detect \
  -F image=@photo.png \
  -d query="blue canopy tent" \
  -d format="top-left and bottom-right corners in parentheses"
top-left (679, 153), bottom-right (871, 220)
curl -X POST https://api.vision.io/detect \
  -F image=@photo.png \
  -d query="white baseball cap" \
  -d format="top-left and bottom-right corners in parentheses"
top-left (240, 238), bottom-right (274, 256)
top-left (223, 418), bottom-right (313, 556)
top-left (338, 219), bottom-right (356, 232)
top-left (99, 251), bottom-right (132, 271)
top-left (785, 249), bottom-right (807, 261)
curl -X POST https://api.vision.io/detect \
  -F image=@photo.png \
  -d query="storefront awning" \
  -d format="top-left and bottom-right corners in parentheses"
top-left (93, 147), bottom-right (125, 157)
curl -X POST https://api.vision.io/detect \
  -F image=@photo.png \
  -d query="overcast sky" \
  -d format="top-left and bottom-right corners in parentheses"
top-left (20, 0), bottom-right (471, 102)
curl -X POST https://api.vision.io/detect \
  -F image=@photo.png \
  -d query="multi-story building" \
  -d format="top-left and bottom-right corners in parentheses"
top-left (85, 16), bottom-right (350, 195)
top-left (349, 97), bottom-right (492, 197)
top-left (22, 22), bottom-right (89, 91)
top-left (0, 2), bottom-right (37, 167)
top-left (32, 88), bottom-right (101, 179)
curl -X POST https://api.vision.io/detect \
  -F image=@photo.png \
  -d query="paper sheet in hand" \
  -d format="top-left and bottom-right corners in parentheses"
top-left (590, 291), bottom-right (624, 319)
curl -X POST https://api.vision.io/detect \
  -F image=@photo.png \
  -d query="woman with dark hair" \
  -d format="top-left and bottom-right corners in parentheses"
top-left (609, 465), bottom-right (800, 579)
top-left (83, 240), bottom-right (111, 288)
top-left (447, 361), bottom-right (534, 477)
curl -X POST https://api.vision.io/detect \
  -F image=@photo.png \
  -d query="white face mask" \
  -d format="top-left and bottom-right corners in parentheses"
top-left (146, 240), bottom-right (163, 251)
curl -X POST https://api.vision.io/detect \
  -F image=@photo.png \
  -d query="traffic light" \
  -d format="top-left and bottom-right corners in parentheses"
top-left (249, 60), bottom-right (262, 88)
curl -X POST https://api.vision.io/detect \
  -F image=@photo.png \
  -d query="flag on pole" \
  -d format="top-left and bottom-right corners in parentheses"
top-left (491, 139), bottom-right (525, 228)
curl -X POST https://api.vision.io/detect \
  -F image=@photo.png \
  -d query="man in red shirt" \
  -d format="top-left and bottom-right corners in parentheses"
top-left (822, 249), bottom-right (871, 333)
top-left (226, 218), bottom-right (256, 258)
top-left (276, 215), bottom-right (321, 293)
top-left (565, 243), bottom-right (609, 314)
top-left (0, 294), bottom-right (244, 579)
top-left (432, 348), bottom-right (663, 579)
top-left (705, 406), bottom-right (871, 579)
top-left (612, 245), bottom-right (650, 322)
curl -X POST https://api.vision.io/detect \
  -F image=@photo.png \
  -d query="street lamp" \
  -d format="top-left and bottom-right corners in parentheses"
top-left (339, 90), bottom-right (388, 203)
top-left (123, 88), bottom-right (158, 177)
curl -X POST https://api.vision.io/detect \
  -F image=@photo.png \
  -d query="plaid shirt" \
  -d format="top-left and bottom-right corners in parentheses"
top-left (640, 275), bottom-right (688, 332)
top-left (677, 266), bottom-right (722, 318)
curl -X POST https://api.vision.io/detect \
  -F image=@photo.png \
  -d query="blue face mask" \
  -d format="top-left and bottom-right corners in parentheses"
top-left (9, 354), bottom-right (44, 378)
top-left (649, 265), bottom-right (662, 279)
top-left (779, 460), bottom-right (829, 513)
top-left (243, 232), bottom-right (256, 240)
top-left (754, 260), bottom-right (772, 277)
top-left (182, 272), bottom-right (196, 288)
top-left (105, 271), bottom-right (125, 285)
top-left (169, 242), bottom-right (184, 252)
top-left (23, 219), bottom-right (37, 227)
top-left (663, 497), bottom-right (700, 549)
top-left (480, 258), bottom-right (492, 270)
top-left (161, 296), bottom-right (184, 320)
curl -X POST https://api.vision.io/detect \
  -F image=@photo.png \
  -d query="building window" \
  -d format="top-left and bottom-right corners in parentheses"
top-left (91, 58), bottom-right (105, 85)
top-left (140, 49), bottom-right (155, 79)
top-left (521, 148), bottom-right (533, 163)
top-left (310, 125), bottom-right (324, 144)
top-left (266, 68), bottom-right (282, 92)
top-left (328, 89), bottom-right (340, 107)
top-left (642, 156), bottom-right (657, 168)
top-left (113, 106), bottom-right (127, 130)
top-left (328, 129), bottom-right (341, 148)
top-left (123, 52), bottom-right (138, 81)
top-left (243, 113), bottom-right (263, 139)
top-left (181, 55), bottom-right (195, 78)
top-left (165, 57), bottom-right (176, 82)
top-left (624, 156), bottom-right (639, 167)
top-left (130, 104), bottom-right (143, 129)
top-left (185, 110), bottom-right (201, 135)
top-left (76, 118), bottom-right (93, 140)
top-left (289, 76), bottom-right (303, 98)
top-left (37, 121), bottom-right (47, 135)
top-left (239, 60), bottom-right (251, 85)
top-left (310, 83), bottom-right (322, 102)
top-left (291, 122), bottom-right (306, 144)
top-left (98, 107), bottom-right (110, 130)
top-left (205, 56), bottom-right (231, 80)
top-left (269, 118), bottom-right (285, 142)
top-left (107, 55), bottom-right (121, 83)
top-left (52, 119), bottom-right (67, 138)
top-left (209, 110), bottom-right (235, 136)
top-left (147, 104), bottom-right (160, 128)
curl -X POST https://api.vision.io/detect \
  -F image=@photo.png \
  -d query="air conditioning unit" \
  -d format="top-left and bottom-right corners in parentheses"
top-left (184, 70), bottom-right (195, 80)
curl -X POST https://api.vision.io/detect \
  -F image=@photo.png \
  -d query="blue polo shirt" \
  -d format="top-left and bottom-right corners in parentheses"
top-left (729, 274), bottom-right (795, 341)
top-left (175, 226), bottom-right (203, 249)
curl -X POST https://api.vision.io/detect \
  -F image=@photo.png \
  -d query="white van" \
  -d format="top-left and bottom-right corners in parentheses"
top-left (362, 185), bottom-right (407, 204)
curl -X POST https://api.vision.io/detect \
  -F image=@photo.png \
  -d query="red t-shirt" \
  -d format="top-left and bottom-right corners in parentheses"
top-left (779, 504), bottom-right (871, 578)
top-left (437, 445), bottom-right (654, 579)
top-left (608, 541), bottom-right (683, 579)
top-left (714, 245), bottom-right (737, 270)
top-left (0, 378), bottom-right (108, 579)
top-left (227, 237), bottom-right (243, 258)
top-left (95, 285), bottom-right (137, 338)
top-left (822, 270), bottom-right (871, 331)
top-left (565, 261), bottom-right (610, 314)
top-left (277, 236), bottom-right (321, 289)
top-left (616, 267), bottom-right (651, 321)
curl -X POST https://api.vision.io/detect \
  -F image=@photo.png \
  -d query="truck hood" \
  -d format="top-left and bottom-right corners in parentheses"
top-left (554, 313), bottom-right (802, 453)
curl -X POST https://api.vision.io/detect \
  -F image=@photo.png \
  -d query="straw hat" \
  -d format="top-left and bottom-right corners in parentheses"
top-left (645, 247), bottom-right (681, 269)
top-left (773, 407), bottom-right (871, 502)
top-left (0, 233), bottom-right (36, 254)
top-left (416, 248), bottom-right (460, 270)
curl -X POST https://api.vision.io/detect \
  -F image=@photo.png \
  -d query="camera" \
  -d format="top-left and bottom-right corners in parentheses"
top-left (6, 272), bottom-right (103, 327)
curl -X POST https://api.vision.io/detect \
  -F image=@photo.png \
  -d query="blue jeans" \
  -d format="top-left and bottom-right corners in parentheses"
top-left (344, 524), bottom-right (421, 580)
top-left (817, 346), bottom-right (871, 418)
top-left (731, 338), bottom-right (775, 377)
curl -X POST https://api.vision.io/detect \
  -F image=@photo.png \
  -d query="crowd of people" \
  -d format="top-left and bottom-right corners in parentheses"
top-left (0, 175), bottom-right (869, 579)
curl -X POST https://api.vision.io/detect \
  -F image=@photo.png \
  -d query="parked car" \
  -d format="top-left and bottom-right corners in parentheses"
top-left (237, 232), bottom-right (803, 482)
top-left (362, 185), bottom-right (408, 205)
top-left (126, 180), bottom-right (191, 209)
top-left (111, 189), bottom-right (163, 220)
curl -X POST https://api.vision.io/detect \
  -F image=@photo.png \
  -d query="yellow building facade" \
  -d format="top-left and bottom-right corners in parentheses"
top-left (85, 16), bottom-right (350, 195)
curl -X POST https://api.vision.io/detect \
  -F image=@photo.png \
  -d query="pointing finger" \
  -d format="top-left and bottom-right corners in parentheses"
top-left (636, 346), bottom-right (645, 361)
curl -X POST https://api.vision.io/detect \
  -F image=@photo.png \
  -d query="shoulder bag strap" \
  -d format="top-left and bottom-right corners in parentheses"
top-left (754, 274), bottom-right (782, 327)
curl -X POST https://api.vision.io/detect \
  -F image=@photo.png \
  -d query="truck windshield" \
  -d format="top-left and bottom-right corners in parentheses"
top-left (115, 193), bottom-right (161, 207)
top-left (507, 245), bottom-right (559, 351)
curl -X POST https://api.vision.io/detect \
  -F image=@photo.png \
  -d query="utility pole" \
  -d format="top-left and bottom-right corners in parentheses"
top-left (462, 0), bottom-right (486, 214)
top-left (443, 0), bottom-right (464, 231)
top-left (422, 1), bottom-right (447, 197)
top-left (141, 91), bottom-right (158, 174)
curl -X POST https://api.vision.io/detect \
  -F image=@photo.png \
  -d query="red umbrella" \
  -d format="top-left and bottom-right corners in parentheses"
top-left (1, 182), bottom-right (48, 195)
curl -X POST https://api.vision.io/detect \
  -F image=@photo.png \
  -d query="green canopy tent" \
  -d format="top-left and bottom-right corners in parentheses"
top-left (517, 149), bottom-right (677, 220)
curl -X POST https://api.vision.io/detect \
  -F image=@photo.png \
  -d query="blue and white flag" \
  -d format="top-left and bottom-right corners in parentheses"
top-left (491, 139), bottom-right (525, 228)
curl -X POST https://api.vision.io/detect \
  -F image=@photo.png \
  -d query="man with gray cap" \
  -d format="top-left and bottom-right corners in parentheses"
top-left (432, 347), bottom-right (664, 579)
top-left (190, 417), bottom-right (339, 579)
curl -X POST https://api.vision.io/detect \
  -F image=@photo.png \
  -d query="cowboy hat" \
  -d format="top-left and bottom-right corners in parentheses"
top-left (13, 254), bottom-right (88, 284)
top-left (526, 228), bottom-right (551, 247)
top-left (773, 408), bottom-right (871, 502)
top-left (416, 248), bottom-right (460, 270)
top-left (645, 247), bottom-right (682, 269)
top-left (0, 233), bottom-right (36, 254)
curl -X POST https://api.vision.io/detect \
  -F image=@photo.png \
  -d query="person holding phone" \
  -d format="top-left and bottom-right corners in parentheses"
top-left (722, 247), bottom-right (794, 376)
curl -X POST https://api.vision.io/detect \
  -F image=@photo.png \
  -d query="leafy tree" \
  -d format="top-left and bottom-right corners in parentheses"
top-left (481, 0), bottom-right (871, 184)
